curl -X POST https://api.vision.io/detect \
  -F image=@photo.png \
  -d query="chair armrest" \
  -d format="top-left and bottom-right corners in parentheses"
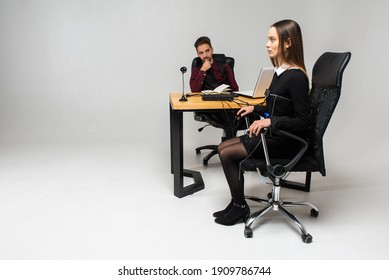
top-left (262, 130), bottom-right (308, 177)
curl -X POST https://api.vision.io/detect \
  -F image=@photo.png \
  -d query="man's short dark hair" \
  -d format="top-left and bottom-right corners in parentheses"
top-left (194, 36), bottom-right (212, 49)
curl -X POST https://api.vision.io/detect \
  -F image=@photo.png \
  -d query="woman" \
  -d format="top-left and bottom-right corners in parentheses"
top-left (215, 19), bottom-right (311, 226)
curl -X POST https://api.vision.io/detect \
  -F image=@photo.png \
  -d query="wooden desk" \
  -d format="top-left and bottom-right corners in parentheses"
top-left (169, 92), bottom-right (259, 198)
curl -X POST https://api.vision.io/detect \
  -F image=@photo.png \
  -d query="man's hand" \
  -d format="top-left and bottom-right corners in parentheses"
top-left (200, 57), bottom-right (212, 72)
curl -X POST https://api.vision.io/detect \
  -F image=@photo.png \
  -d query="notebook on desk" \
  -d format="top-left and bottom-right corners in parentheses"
top-left (234, 67), bottom-right (274, 98)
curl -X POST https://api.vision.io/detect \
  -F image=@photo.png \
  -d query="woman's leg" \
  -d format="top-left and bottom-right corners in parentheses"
top-left (215, 137), bottom-right (250, 225)
top-left (218, 137), bottom-right (249, 205)
top-left (212, 137), bottom-right (242, 218)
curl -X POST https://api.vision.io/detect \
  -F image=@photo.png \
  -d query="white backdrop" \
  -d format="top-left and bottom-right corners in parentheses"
top-left (0, 0), bottom-right (388, 172)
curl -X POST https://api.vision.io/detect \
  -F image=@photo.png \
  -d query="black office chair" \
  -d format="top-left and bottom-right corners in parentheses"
top-left (241, 52), bottom-right (351, 243)
top-left (192, 54), bottom-right (242, 166)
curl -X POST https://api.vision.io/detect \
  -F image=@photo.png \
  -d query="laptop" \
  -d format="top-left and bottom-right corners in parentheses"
top-left (234, 67), bottom-right (274, 98)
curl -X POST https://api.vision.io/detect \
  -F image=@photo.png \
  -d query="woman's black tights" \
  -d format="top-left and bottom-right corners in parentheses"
top-left (218, 137), bottom-right (249, 205)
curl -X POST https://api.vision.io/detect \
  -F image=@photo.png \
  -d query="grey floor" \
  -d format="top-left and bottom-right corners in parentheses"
top-left (0, 136), bottom-right (388, 260)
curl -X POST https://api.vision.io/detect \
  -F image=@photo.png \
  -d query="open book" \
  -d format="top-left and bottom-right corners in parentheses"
top-left (201, 84), bottom-right (231, 94)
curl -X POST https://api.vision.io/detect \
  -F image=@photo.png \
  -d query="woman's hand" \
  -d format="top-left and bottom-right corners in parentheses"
top-left (237, 106), bottom-right (254, 119)
top-left (247, 118), bottom-right (271, 137)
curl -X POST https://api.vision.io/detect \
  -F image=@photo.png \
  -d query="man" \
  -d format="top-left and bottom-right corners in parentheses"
top-left (190, 36), bottom-right (239, 92)
top-left (189, 36), bottom-right (241, 142)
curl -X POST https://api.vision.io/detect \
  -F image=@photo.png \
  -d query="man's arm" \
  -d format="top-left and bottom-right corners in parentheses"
top-left (225, 64), bottom-right (239, 91)
top-left (189, 67), bottom-right (206, 92)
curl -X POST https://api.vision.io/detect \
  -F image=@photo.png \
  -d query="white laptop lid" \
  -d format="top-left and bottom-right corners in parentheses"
top-left (236, 67), bottom-right (274, 98)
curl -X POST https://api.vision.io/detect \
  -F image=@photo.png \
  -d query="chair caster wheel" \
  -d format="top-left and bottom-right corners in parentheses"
top-left (195, 149), bottom-right (201, 155)
top-left (302, 234), bottom-right (313, 243)
top-left (310, 209), bottom-right (319, 217)
top-left (202, 160), bottom-right (208, 166)
top-left (267, 192), bottom-right (272, 199)
top-left (244, 226), bottom-right (253, 238)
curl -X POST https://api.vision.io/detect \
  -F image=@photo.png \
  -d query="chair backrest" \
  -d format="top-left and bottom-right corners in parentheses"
top-left (191, 54), bottom-right (235, 73)
top-left (308, 52), bottom-right (351, 176)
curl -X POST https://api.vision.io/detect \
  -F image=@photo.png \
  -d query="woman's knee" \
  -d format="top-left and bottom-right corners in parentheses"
top-left (218, 140), bottom-right (228, 155)
top-left (219, 138), bottom-right (236, 156)
top-left (218, 145), bottom-right (236, 162)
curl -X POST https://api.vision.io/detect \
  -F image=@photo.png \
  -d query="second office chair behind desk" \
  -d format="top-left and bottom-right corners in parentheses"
top-left (192, 54), bottom-right (244, 166)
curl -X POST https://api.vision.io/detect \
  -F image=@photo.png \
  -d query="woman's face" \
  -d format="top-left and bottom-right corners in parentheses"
top-left (266, 26), bottom-right (280, 61)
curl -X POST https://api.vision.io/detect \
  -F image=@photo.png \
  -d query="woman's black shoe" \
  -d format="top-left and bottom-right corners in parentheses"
top-left (213, 200), bottom-right (233, 218)
top-left (214, 203), bottom-right (250, 226)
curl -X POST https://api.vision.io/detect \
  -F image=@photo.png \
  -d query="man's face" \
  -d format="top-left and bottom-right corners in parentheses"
top-left (196, 43), bottom-right (213, 62)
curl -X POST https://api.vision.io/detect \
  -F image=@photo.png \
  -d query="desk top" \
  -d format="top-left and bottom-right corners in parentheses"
top-left (169, 93), bottom-right (261, 111)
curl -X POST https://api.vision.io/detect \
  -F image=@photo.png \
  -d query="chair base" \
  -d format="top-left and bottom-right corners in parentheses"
top-left (195, 145), bottom-right (218, 166)
top-left (244, 183), bottom-right (319, 243)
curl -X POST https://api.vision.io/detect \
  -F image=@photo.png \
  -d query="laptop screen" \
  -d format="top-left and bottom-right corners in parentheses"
top-left (234, 67), bottom-right (274, 98)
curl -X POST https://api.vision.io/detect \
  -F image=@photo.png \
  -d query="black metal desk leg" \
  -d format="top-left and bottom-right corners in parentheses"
top-left (170, 104), bottom-right (204, 198)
